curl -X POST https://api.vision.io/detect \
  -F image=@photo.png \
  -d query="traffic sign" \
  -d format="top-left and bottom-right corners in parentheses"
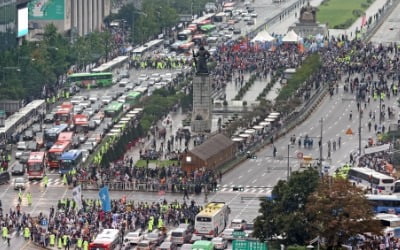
top-left (297, 152), bottom-right (303, 159)
top-left (345, 128), bottom-right (353, 135)
top-left (233, 240), bottom-right (267, 250)
top-left (233, 231), bottom-right (246, 238)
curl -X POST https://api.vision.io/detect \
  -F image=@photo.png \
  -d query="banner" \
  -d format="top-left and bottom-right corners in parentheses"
top-left (99, 186), bottom-right (111, 212)
top-left (72, 185), bottom-right (82, 210)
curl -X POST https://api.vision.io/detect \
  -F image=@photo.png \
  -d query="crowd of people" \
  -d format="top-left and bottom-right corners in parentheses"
top-left (0, 198), bottom-right (202, 248)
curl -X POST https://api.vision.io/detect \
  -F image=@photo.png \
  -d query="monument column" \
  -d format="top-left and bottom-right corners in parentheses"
top-left (191, 47), bottom-right (212, 133)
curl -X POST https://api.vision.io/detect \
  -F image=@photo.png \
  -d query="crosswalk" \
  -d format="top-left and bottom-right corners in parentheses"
top-left (217, 184), bottom-right (272, 194)
top-left (28, 178), bottom-right (64, 187)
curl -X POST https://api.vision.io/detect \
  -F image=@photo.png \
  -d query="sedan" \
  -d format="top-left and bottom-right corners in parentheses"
top-left (11, 162), bottom-right (25, 175)
top-left (14, 177), bottom-right (26, 190)
top-left (23, 130), bottom-right (34, 141)
top-left (101, 96), bottom-right (113, 104)
top-left (81, 142), bottom-right (95, 153)
top-left (211, 237), bottom-right (227, 250)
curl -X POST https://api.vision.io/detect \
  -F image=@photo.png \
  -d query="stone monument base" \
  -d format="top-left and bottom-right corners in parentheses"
top-left (289, 22), bottom-right (328, 37)
top-left (191, 74), bottom-right (212, 133)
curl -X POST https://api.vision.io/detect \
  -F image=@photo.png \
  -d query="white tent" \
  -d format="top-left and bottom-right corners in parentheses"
top-left (252, 30), bottom-right (276, 42)
top-left (282, 30), bottom-right (300, 43)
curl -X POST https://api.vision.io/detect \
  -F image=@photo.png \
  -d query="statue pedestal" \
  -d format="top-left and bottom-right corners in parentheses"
top-left (191, 73), bottom-right (212, 133)
top-left (289, 22), bottom-right (328, 37)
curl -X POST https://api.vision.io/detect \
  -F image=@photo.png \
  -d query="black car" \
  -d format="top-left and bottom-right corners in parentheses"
top-left (11, 162), bottom-right (25, 175)
top-left (0, 172), bottom-right (10, 185)
top-left (23, 130), bottom-right (34, 141)
top-left (233, 29), bottom-right (241, 34)
top-left (19, 152), bottom-right (30, 164)
top-left (44, 114), bottom-right (54, 123)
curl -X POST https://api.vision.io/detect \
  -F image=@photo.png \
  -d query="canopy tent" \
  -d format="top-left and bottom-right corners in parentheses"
top-left (245, 129), bottom-right (256, 134)
top-left (270, 112), bottom-right (280, 116)
top-left (252, 30), bottom-right (276, 42)
top-left (239, 133), bottom-right (251, 138)
top-left (232, 137), bottom-right (245, 142)
top-left (259, 121), bottom-right (271, 127)
top-left (268, 114), bottom-right (279, 119)
top-left (282, 30), bottom-right (300, 43)
top-left (264, 118), bottom-right (276, 122)
top-left (252, 125), bottom-right (264, 130)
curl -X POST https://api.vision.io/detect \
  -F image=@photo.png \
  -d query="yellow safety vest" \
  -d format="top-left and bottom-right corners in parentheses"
top-left (50, 234), bottom-right (55, 245)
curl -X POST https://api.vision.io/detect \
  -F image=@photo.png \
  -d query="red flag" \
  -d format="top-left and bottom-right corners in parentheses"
top-left (361, 15), bottom-right (367, 27)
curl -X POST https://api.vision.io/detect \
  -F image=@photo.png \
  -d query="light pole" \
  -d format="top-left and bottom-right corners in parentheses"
top-left (287, 144), bottom-right (290, 180)
top-left (319, 118), bottom-right (323, 174)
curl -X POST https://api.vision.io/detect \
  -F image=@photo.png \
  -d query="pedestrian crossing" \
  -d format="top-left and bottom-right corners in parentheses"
top-left (216, 184), bottom-right (272, 194)
top-left (10, 177), bottom-right (66, 187)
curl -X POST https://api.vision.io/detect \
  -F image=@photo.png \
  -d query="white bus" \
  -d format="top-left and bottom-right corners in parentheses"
top-left (89, 229), bottom-right (120, 250)
top-left (375, 213), bottom-right (400, 238)
top-left (348, 167), bottom-right (395, 194)
top-left (194, 202), bottom-right (230, 237)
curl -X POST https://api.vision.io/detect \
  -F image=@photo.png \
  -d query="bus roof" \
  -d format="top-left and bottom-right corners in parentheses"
top-left (60, 150), bottom-right (82, 160)
top-left (92, 229), bottom-right (119, 243)
top-left (58, 132), bottom-right (74, 142)
top-left (192, 13), bottom-right (216, 24)
top-left (192, 240), bottom-right (214, 248)
top-left (28, 152), bottom-right (46, 162)
top-left (216, 12), bottom-right (226, 17)
top-left (68, 72), bottom-right (112, 77)
top-left (366, 194), bottom-right (400, 201)
top-left (350, 167), bottom-right (395, 180)
top-left (74, 114), bottom-right (89, 125)
top-left (105, 101), bottom-right (123, 111)
top-left (197, 202), bottom-right (226, 217)
top-left (49, 141), bottom-right (70, 152)
top-left (127, 91), bottom-right (141, 98)
top-left (46, 124), bottom-right (68, 134)
top-left (91, 56), bottom-right (129, 72)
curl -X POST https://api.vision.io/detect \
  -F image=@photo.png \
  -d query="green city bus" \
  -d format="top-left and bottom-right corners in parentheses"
top-left (104, 101), bottom-right (124, 120)
top-left (66, 72), bottom-right (113, 88)
top-left (125, 91), bottom-right (142, 105)
top-left (200, 24), bottom-right (216, 34)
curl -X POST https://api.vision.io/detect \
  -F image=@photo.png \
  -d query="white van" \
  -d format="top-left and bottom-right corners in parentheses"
top-left (171, 227), bottom-right (191, 245)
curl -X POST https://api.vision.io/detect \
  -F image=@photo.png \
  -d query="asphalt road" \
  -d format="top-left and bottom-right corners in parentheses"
top-left (370, 0), bottom-right (400, 44)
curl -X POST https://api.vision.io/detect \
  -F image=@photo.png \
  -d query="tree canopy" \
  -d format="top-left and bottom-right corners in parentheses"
top-left (253, 168), bottom-right (320, 245)
top-left (306, 177), bottom-right (382, 249)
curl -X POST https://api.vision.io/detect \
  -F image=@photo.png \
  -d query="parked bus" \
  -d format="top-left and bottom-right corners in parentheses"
top-left (47, 141), bottom-right (71, 168)
top-left (59, 150), bottom-right (83, 175)
top-left (91, 56), bottom-right (129, 73)
top-left (375, 213), bottom-right (400, 238)
top-left (89, 229), bottom-right (120, 250)
top-left (58, 132), bottom-right (74, 143)
top-left (55, 102), bottom-right (74, 125)
top-left (104, 101), bottom-right (124, 121)
top-left (194, 202), bottom-right (230, 237)
top-left (200, 24), bottom-right (217, 34)
top-left (44, 124), bottom-right (69, 149)
top-left (348, 167), bottom-right (395, 194)
top-left (177, 30), bottom-right (193, 42)
top-left (192, 13), bottom-right (216, 27)
top-left (125, 91), bottom-right (142, 106)
top-left (67, 72), bottom-right (113, 88)
top-left (367, 194), bottom-right (400, 214)
top-left (192, 34), bottom-right (207, 45)
top-left (178, 42), bottom-right (195, 53)
top-left (74, 114), bottom-right (89, 133)
top-left (27, 152), bottom-right (46, 180)
top-left (213, 12), bottom-right (227, 23)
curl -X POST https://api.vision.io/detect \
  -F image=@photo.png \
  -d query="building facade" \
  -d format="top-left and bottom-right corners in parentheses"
top-left (28, 0), bottom-right (111, 40)
top-left (0, 0), bottom-right (30, 51)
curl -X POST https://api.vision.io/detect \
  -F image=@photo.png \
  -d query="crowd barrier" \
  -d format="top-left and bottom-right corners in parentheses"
top-left (79, 180), bottom-right (217, 193)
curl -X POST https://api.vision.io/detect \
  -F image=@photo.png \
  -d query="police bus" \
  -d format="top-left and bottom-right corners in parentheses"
top-left (89, 229), bottom-right (120, 250)
top-left (194, 202), bottom-right (230, 237)
top-left (59, 150), bottom-right (83, 175)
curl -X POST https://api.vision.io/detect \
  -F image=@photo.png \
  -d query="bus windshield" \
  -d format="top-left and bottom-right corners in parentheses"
top-left (28, 163), bottom-right (43, 171)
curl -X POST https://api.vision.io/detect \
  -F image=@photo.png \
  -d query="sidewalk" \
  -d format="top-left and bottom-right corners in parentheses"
top-left (124, 107), bottom-right (194, 164)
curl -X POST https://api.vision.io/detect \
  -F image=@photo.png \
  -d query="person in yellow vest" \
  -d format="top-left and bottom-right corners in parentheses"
top-left (2, 226), bottom-right (8, 239)
top-left (52, 96), bottom-right (56, 103)
top-left (49, 233), bottom-right (55, 247)
top-left (66, 91), bottom-right (70, 99)
top-left (76, 237), bottom-right (83, 249)
top-left (83, 240), bottom-right (89, 250)
top-left (157, 217), bottom-right (163, 229)
top-left (26, 192), bottom-right (32, 206)
top-left (381, 92), bottom-right (385, 100)
top-left (62, 234), bottom-right (68, 247)
top-left (57, 236), bottom-right (63, 249)
top-left (42, 175), bottom-right (49, 188)
top-left (18, 190), bottom-right (23, 204)
top-left (23, 227), bottom-right (30, 240)
top-left (62, 174), bottom-right (67, 185)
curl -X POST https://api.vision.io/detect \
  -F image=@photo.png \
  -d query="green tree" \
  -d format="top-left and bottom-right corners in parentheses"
top-left (253, 168), bottom-right (319, 245)
top-left (306, 177), bottom-right (383, 249)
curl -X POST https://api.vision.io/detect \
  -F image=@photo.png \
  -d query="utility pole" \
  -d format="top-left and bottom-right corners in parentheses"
top-left (319, 118), bottom-right (323, 174)
top-left (287, 144), bottom-right (290, 180)
top-left (359, 108), bottom-right (362, 155)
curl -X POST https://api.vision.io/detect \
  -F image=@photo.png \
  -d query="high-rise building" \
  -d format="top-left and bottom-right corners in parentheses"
top-left (0, 0), bottom-right (30, 51)
top-left (28, 0), bottom-right (111, 40)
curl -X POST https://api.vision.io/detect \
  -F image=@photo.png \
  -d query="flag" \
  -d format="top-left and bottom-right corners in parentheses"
top-left (72, 185), bottom-right (83, 210)
top-left (361, 15), bottom-right (367, 27)
top-left (99, 186), bottom-right (111, 212)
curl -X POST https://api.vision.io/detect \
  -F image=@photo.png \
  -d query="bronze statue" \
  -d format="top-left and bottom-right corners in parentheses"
top-left (299, 1), bottom-right (317, 23)
top-left (193, 46), bottom-right (211, 74)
